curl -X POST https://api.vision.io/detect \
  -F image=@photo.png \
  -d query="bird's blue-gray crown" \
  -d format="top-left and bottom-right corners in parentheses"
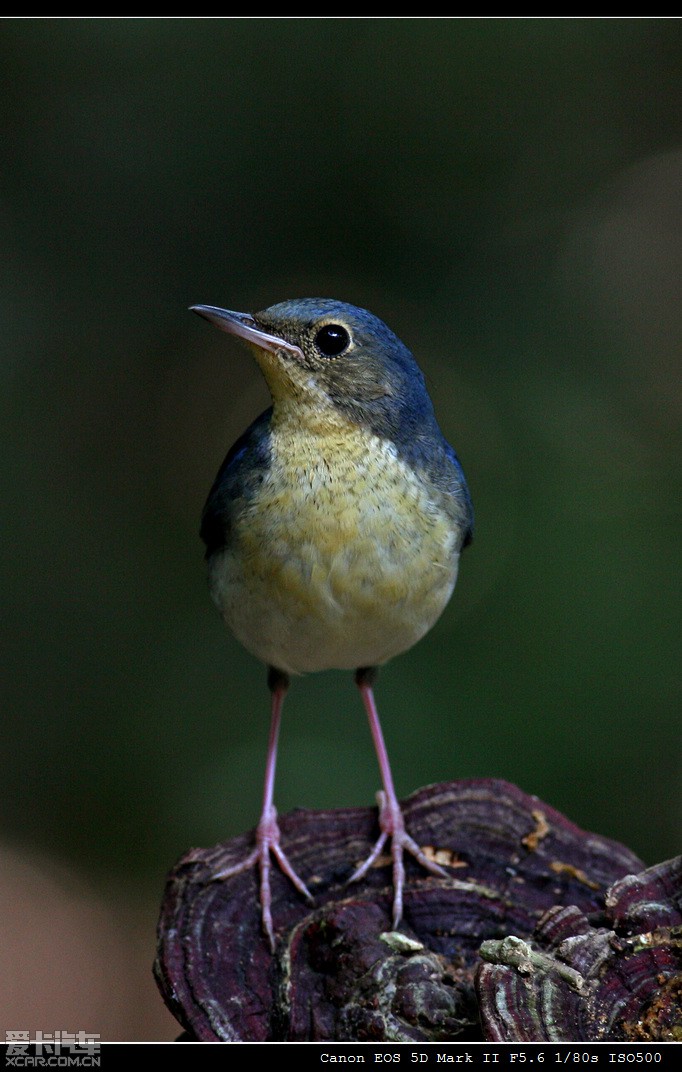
top-left (252, 298), bottom-right (437, 440)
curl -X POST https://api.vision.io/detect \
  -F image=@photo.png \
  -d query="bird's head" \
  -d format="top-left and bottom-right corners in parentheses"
top-left (191, 298), bottom-right (437, 439)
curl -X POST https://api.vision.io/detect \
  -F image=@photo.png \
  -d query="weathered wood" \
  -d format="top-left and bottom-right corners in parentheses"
top-left (154, 778), bottom-right (648, 1041)
top-left (477, 856), bottom-right (682, 1041)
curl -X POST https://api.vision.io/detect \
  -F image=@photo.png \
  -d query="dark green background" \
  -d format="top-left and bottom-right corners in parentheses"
top-left (2, 18), bottom-right (680, 1027)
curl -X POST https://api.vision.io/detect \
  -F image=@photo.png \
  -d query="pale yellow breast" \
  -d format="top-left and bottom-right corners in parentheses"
top-left (208, 421), bottom-right (459, 674)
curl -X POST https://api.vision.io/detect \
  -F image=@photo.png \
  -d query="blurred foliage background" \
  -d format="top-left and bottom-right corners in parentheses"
top-left (1, 18), bottom-right (680, 1039)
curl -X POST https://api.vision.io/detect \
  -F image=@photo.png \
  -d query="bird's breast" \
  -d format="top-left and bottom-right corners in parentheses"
top-left (208, 422), bottom-right (461, 674)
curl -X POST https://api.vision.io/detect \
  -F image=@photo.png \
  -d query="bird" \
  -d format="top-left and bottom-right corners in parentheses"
top-left (191, 298), bottom-right (473, 950)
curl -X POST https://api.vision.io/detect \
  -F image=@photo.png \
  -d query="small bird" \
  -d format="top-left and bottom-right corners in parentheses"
top-left (192, 298), bottom-right (473, 949)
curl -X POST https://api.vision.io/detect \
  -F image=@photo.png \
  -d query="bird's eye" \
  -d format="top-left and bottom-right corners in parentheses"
top-left (314, 323), bottom-right (350, 358)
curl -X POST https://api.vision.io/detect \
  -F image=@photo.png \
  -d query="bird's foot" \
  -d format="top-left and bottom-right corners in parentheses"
top-left (212, 804), bottom-right (313, 951)
top-left (348, 790), bottom-right (448, 929)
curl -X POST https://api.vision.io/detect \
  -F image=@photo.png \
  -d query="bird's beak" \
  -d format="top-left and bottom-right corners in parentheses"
top-left (190, 305), bottom-right (304, 361)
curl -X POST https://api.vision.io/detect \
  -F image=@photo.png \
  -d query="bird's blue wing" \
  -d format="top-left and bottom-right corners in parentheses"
top-left (443, 439), bottom-right (474, 548)
top-left (200, 408), bottom-right (273, 557)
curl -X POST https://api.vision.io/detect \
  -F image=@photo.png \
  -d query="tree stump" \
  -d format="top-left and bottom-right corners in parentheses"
top-left (154, 779), bottom-right (680, 1041)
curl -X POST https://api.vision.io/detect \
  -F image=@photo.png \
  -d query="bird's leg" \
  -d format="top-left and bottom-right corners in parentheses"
top-left (213, 667), bottom-right (313, 950)
top-left (349, 666), bottom-right (448, 929)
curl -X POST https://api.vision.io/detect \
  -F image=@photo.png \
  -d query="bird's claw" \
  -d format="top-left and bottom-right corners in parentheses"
top-left (212, 804), bottom-right (312, 951)
top-left (348, 790), bottom-right (448, 929)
